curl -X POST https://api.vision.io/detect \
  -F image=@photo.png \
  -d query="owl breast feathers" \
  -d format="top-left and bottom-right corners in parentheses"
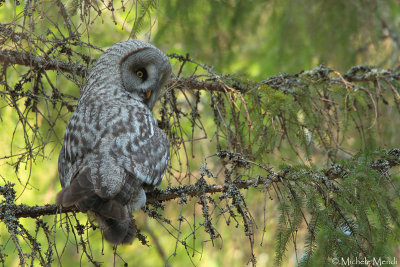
top-left (56, 40), bottom-right (172, 245)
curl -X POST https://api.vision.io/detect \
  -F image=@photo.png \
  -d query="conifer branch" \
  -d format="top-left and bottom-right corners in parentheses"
top-left (2, 48), bottom-right (399, 94)
top-left (1, 148), bottom-right (398, 219)
top-left (0, 49), bottom-right (87, 77)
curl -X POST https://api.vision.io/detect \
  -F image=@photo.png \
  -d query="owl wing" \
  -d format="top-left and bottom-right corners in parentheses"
top-left (57, 102), bottom-right (147, 218)
top-left (58, 102), bottom-right (169, 215)
top-left (111, 107), bottom-right (170, 187)
top-left (58, 104), bottom-right (99, 188)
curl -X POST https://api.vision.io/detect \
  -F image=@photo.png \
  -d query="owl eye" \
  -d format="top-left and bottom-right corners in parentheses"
top-left (136, 70), bottom-right (143, 78)
top-left (135, 68), bottom-right (147, 80)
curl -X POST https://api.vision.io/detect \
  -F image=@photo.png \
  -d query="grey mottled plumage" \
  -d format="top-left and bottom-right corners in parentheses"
top-left (57, 40), bottom-right (172, 245)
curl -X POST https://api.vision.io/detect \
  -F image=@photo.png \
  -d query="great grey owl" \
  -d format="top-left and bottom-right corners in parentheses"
top-left (56, 40), bottom-right (172, 245)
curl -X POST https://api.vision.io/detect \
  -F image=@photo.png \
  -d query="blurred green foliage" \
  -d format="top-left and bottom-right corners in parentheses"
top-left (155, 0), bottom-right (399, 77)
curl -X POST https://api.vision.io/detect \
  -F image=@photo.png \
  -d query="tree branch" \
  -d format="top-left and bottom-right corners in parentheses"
top-left (168, 77), bottom-right (226, 92)
top-left (2, 49), bottom-right (399, 95)
top-left (1, 175), bottom-right (277, 219)
top-left (0, 48), bottom-right (229, 92)
top-left (0, 49), bottom-right (87, 76)
top-left (1, 148), bottom-right (398, 219)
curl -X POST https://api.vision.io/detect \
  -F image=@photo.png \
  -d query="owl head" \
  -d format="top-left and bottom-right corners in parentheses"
top-left (82, 40), bottom-right (172, 110)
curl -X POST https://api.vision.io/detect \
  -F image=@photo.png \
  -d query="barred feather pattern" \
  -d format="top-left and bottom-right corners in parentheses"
top-left (57, 40), bottom-right (172, 245)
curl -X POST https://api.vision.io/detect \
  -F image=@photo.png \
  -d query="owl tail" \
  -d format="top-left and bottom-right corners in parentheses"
top-left (96, 214), bottom-right (136, 244)
top-left (56, 168), bottom-right (135, 244)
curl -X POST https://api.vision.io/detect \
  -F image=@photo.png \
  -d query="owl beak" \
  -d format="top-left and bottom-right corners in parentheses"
top-left (146, 90), bottom-right (152, 99)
